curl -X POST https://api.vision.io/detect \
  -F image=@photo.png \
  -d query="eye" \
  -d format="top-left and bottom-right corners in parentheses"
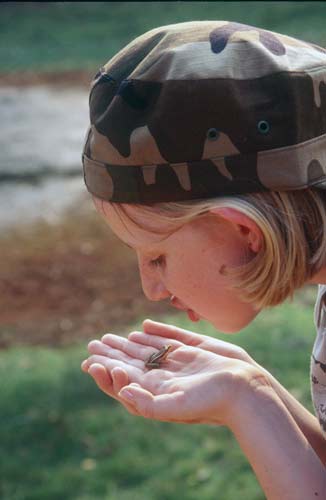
top-left (150, 255), bottom-right (165, 267)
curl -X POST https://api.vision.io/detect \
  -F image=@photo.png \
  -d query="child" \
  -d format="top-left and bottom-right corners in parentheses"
top-left (81, 21), bottom-right (326, 498)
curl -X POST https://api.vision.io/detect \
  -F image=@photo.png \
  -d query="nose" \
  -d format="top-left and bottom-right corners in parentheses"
top-left (137, 257), bottom-right (170, 302)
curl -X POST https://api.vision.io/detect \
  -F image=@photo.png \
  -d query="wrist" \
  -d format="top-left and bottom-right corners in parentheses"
top-left (223, 371), bottom-right (326, 499)
top-left (222, 365), bottom-right (276, 429)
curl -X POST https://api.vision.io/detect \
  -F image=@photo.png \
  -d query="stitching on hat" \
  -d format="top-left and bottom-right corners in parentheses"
top-left (257, 131), bottom-right (326, 158)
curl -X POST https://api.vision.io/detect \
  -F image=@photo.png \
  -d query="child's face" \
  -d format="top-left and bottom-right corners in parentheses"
top-left (96, 200), bottom-right (261, 333)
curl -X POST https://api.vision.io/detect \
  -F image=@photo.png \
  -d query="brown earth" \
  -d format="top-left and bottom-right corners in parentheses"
top-left (0, 70), bottom-right (93, 88)
top-left (0, 196), bottom-right (173, 349)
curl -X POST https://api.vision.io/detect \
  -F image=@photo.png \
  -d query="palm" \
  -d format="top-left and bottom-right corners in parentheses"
top-left (82, 335), bottom-right (249, 424)
top-left (141, 346), bottom-right (223, 386)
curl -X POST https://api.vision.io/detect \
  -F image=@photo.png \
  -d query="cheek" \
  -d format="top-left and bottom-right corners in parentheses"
top-left (167, 256), bottom-right (223, 299)
top-left (177, 252), bottom-right (237, 306)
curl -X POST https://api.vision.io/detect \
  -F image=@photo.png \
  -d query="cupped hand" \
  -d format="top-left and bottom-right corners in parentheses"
top-left (134, 319), bottom-right (259, 367)
top-left (81, 332), bottom-right (261, 425)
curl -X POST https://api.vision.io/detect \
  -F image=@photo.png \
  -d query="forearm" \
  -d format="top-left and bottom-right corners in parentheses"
top-left (256, 364), bottom-right (326, 465)
top-left (228, 379), bottom-right (326, 500)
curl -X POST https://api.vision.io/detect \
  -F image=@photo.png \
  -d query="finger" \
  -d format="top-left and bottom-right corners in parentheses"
top-left (186, 336), bottom-right (253, 363)
top-left (111, 368), bottom-right (141, 416)
top-left (142, 319), bottom-right (202, 346)
top-left (143, 320), bottom-right (252, 363)
top-left (81, 359), bottom-right (90, 372)
top-left (120, 401), bottom-right (141, 417)
top-left (88, 364), bottom-right (140, 416)
top-left (92, 336), bottom-right (179, 370)
top-left (101, 334), bottom-right (159, 363)
top-left (119, 384), bottom-right (185, 421)
top-left (128, 331), bottom-right (183, 350)
top-left (197, 337), bottom-right (243, 357)
top-left (87, 363), bottom-right (114, 396)
top-left (83, 354), bottom-right (143, 375)
top-left (111, 367), bottom-right (129, 394)
top-left (87, 340), bottom-right (144, 369)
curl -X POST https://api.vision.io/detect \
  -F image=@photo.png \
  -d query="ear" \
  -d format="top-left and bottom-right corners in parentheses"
top-left (209, 207), bottom-right (263, 254)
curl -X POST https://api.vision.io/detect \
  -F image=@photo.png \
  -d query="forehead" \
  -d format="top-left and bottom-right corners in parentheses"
top-left (94, 198), bottom-right (226, 254)
top-left (94, 198), bottom-right (174, 249)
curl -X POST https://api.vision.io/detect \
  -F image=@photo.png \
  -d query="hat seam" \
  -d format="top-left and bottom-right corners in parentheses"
top-left (120, 65), bottom-right (326, 83)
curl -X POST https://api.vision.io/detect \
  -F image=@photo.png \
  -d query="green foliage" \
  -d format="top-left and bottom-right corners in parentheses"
top-left (0, 294), bottom-right (317, 499)
top-left (1, 2), bottom-right (326, 73)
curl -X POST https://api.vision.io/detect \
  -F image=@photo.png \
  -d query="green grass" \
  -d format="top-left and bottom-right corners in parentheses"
top-left (0, 294), bottom-right (317, 499)
top-left (1, 2), bottom-right (326, 73)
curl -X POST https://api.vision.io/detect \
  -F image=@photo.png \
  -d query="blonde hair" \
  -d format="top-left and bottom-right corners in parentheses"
top-left (96, 189), bottom-right (326, 310)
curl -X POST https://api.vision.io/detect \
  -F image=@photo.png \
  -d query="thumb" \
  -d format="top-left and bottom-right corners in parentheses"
top-left (119, 384), bottom-right (185, 421)
top-left (142, 318), bottom-right (182, 339)
top-left (143, 318), bottom-right (200, 345)
top-left (142, 318), bottom-right (167, 334)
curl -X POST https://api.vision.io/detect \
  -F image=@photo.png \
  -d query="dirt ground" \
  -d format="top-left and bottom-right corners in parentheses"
top-left (0, 70), bottom-right (93, 88)
top-left (0, 196), bottom-right (172, 348)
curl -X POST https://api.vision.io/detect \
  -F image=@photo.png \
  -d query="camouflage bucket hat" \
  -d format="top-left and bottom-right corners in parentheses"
top-left (82, 21), bottom-right (326, 204)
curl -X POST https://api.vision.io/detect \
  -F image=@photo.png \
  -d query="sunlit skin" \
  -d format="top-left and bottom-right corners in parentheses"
top-left (92, 199), bottom-right (263, 333)
top-left (82, 198), bottom-right (326, 404)
top-left (81, 199), bottom-right (326, 497)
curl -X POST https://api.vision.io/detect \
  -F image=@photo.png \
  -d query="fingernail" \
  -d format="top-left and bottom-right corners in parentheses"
top-left (119, 389), bottom-right (134, 401)
top-left (88, 364), bottom-right (99, 375)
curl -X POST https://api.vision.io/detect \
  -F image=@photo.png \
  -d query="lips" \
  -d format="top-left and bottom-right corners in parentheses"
top-left (187, 309), bottom-right (201, 322)
top-left (170, 296), bottom-right (201, 322)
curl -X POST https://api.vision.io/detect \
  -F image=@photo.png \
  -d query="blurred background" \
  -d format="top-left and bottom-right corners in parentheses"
top-left (0, 2), bottom-right (325, 499)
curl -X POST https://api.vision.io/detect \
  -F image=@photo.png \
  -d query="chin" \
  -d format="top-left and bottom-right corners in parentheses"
top-left (212, 310), bottom-right (260, 334)
top-left (213, 323), bottom-right (244, 334)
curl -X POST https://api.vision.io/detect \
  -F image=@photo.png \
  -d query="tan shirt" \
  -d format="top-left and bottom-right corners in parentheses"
top-left (311, 284), bottom-right (326, 435)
